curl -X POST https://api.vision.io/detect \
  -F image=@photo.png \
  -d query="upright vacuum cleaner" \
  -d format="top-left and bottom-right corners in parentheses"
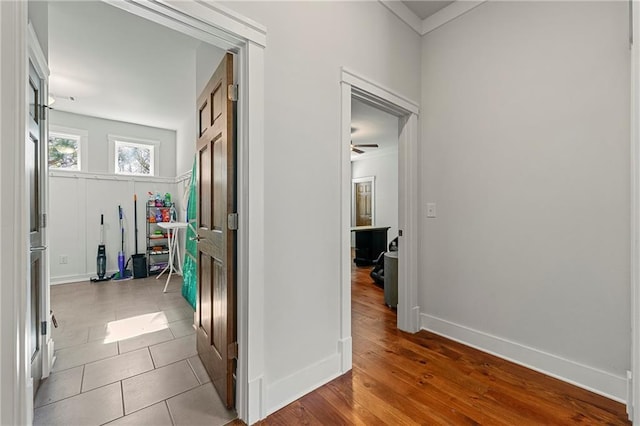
top-left (90, 214), bottom-right (111, 282)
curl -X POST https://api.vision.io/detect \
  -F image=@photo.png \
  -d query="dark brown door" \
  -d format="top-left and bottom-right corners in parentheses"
top-left (195, 52), bottom-right (237, 408)
top-left (28, 60), bottom-right (45, 395)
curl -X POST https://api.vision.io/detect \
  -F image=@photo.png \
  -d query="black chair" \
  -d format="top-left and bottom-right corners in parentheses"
top-left (369, 236), bottom-right (398, 286)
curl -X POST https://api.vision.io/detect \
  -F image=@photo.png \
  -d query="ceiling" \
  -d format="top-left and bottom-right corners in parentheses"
top-left (48, 1), bottom-right (213, 131)
top-left (401, 1), bottom-right (455, 20)
top-left (351, 98), bottom-right (399, 161)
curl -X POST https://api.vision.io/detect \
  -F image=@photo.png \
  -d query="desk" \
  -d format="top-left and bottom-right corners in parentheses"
top-left (156, 222), bottom-right (188, 292)
top-left (351, 226), bottom-right (390, 266)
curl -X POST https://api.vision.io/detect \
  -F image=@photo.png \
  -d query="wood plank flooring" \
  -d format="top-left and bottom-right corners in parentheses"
top-left (246, 262), bottom-right (630, 425)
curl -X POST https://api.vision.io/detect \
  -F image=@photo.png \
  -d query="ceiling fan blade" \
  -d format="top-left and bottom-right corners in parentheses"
top-left (352, 144), bottom-right (379, 148)
top-left (351, 147), bottom-right (365, 154)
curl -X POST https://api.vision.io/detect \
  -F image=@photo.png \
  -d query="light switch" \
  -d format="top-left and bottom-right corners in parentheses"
top-left (426, 203), bottom-right (436, 218)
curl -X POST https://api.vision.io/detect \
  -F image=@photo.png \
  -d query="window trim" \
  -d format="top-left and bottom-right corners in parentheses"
top-left (48, 125), bottom-right (88, 172)
top-left (108, 134), bottom-right (160, 177)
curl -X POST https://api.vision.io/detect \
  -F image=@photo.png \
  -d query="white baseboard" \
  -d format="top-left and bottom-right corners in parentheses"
top-left (50, 270), bottom-right (119, 285)
top-left (266, 352), bottom-right (342, 416)
top-left (338, 337), bottom-right (353, 372)
top-left (247, 375), bottom-right (265, 424)
top-left (420, 313), bottom-right (628, 403)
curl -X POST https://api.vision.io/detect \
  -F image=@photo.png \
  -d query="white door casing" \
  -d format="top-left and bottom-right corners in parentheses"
top-left (339, 68), bottom-right (420, 376)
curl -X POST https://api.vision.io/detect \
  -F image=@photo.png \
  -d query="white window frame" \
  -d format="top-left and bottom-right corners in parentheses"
top-left (48, 125), bottom-right (88, 171)
top-left (108, 134), bottom-right (160, 177)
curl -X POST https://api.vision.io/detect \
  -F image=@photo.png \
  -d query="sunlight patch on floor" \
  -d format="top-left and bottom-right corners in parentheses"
top-left (102, 312), bottom-right (169, 343)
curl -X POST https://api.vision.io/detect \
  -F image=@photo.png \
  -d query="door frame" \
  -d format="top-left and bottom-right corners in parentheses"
top-left (339, 68), bottom-right (420, 372)
top-left (631, 0), bottom-right (639, 421)
top-left (0, 1), bottom-right (267, 424)
top-left (27, 20), bottom-right (53, 392)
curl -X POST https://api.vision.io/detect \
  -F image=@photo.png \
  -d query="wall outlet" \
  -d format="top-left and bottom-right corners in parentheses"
top-left (59, 255), bottom-right (68, 264)
top-left (426, 203), bottom-right (437, 218)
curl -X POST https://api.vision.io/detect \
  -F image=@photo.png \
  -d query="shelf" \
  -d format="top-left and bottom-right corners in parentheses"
top-left (149, 250), bottom-right (169, 255)
top-left (146, 200), bottom-right (176, 275)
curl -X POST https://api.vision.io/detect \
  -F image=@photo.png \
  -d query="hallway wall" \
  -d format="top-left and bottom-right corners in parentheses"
top-left (419, 1), bottom-right (630, 401)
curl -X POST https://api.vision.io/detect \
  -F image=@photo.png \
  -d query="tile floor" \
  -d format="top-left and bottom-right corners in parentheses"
top-left (35, 275), bottom-right (236, 426)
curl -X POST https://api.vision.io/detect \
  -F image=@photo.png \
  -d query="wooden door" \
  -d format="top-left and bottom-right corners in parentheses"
top-left (355, 181), bottom-right (372, 226)
top-left (195, 52), bottom-right (237, 408)
top-left (27, 60), bottom-right (45, 395)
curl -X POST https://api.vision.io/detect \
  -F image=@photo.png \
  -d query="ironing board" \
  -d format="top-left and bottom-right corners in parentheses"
top-left (156, 222), bottom-right (188, 292)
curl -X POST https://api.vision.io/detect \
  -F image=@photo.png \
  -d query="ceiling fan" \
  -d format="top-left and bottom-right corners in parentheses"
top-left (350, 142), bottom-right (379, 154)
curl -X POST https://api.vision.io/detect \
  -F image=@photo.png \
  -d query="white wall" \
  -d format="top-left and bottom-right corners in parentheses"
top-left (420, 1), bottom-right (630, 400)
top-left (220, 0), bottom-right (420, 414)
top-left (351, 150), bottom-right (399, 241)
top-left (28, 0), bottom-right (47, 60)
top-left (49, 110), bottom-right (181, 283)
top-left (175, 42), bottom-right (226, 177)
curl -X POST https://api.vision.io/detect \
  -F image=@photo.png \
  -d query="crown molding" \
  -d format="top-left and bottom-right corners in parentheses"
top-left (379, 0), bottom-right (422, 35)
top-left (422, 1), bottom-right (486, 35)
top-left (379, 0), bottom-right (487, 36)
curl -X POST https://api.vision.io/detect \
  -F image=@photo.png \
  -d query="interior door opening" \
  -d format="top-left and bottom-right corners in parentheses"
top-left (349, 97), bottom-right (400, 320)
top-left (38, 2), bottom-right (238, 417)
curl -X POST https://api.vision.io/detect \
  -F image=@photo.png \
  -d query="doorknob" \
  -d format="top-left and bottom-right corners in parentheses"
top-left (190, 235), bottom-right (203, 242)
top-left (30, 246), bottom-right (47, 252)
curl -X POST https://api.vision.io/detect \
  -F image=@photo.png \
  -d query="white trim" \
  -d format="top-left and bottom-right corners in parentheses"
top-left (631, 0), bottom-right (640, 421)
top-left (351, 176), bottom-right (376, 227)
top-left (104, 0), bottom-right (266, 49)
top-left (338, 337), bottom-right (352, 373)
top-left (49, 125), bottom-right (88, 172)
top-left (378, 0), bottom-right (486, 36)
top-left (242, 41), bottom-right (266, 422)
top-left (422, 1), bottom-right (486, 35)
top-left (378, 0), bottom-right (422, 35)
top-left (341, 67), bottom-right (419, 115)
top-left (49, 169), bottom-right (176, 184)
top-left (421, 313), bottom-right (629, 403)
top-left (266, 353), bottom-right (342, 415)
top-left (0, 2), bottom-right (29, 425)
top-left (27, 25), bottom-right (48, 79)
top-left (339, 82), bottom-right (352, 371)
top-left (50, 271), bottom-right (119, 286)
top-left (4, 1), bottom-right (267, 423)
top-left (340, 68), bottom-right (421, 343)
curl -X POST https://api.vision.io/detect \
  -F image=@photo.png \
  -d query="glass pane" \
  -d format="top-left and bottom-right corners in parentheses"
top-left (48, 135), bottom-right (79, 170)
top-left (116, 144), bottom-right (151, 175)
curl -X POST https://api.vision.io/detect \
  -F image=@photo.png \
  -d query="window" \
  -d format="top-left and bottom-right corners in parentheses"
top-left (108, 135), bottom-right (159, 177)
top-left (48, 126), bottom-right (87, 171)
top-left (114, 140), bottom-right (155, 176)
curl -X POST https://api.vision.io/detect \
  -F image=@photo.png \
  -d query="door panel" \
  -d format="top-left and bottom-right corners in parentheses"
top-left (195, 52), bottom-right (236, 409)
top-left (28, 61), bottom-right (44, 395)
top-left (355, 181), bottom-right (372, 226)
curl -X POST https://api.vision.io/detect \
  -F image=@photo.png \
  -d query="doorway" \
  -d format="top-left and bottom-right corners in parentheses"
top-left (1, 1), bottom-right (267, 424)
top-left (349, 96), bottom-right (400, 334)
top-left (339, 69), bottom-right (420, 373)
top-left (40, 2), bottom-right (235, 424)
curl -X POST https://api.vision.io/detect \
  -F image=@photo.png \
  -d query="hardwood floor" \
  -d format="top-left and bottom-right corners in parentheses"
top-left (249, 262), bottom-right (630, 425)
